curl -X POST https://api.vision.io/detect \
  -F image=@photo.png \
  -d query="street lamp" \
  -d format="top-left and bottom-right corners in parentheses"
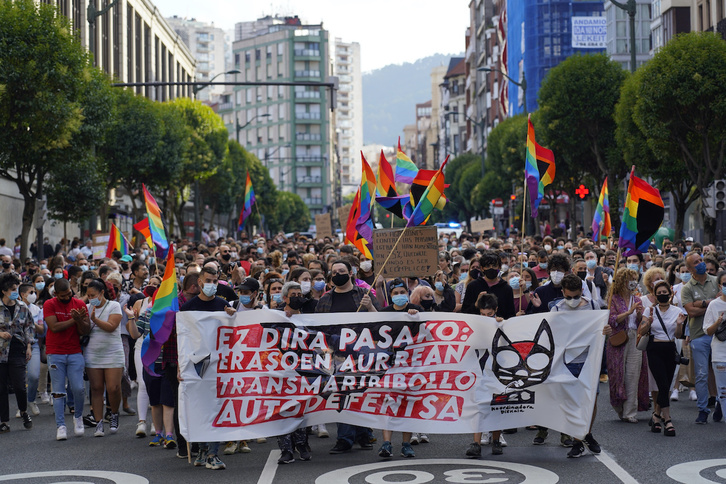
top-left (477, 67), bottom-right (527, 115)
top-left (235, 114), bottom-right (271, 144)
top-left (193, 69), bottom-right (241, 96)
top-left (610, 0), bottom-right (637, 73)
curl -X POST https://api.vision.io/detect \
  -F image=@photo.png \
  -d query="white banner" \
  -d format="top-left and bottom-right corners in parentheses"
top-left (177, 309), bottom-right (607, 442)
top-left (572, 17), bottom-right (607, 49)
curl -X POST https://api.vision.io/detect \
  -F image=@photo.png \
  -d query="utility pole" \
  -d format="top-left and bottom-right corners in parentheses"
top-left (610, 0), bottom-right (638, 73)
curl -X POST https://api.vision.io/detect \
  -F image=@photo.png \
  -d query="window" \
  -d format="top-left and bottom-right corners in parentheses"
top-left (245, 51), bottom-right (250, 62)
top-left (255, 49), bottom-right (261, 60)
top-left (234, 53), bottom-right (240, 67)
top-left (278, 43), bottom-right (284, 56)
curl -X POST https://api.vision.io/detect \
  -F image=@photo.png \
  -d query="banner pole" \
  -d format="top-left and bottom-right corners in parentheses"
top-left (255, 203), bottom-right (262, 237)
top-left (355, 226), bottom-right (410, 312)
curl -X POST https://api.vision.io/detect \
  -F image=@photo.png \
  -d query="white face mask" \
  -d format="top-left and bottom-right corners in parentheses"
top-left (300, 281), bottom-right (311, 295)
top-left (26, 293), bottom-right (37, 305)
top-left (550, 271), bottom-right (565, 285)
top-left (565, 297), bottom-right (581, 308)
top-left (360, 260), bottom-right (372, 272)
top-left (544, 244), bottom-right (552, 252)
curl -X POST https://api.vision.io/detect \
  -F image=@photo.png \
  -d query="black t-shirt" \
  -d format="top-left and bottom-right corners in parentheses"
top-left (180, 296), bottom-right (230, 312)
top-left (215, 283), bottom-right (238, 303)
top-left (330, 289), bottom-right (357, 313)
top-left (381, 303), bottom-right (424, 313)
top-left (6, 302), bottom-right (16, 319)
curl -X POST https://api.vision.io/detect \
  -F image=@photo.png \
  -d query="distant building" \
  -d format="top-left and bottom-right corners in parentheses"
top-left (217, 17), bottom-right (332, 215)
top-left (690, 0), bottom-right (726, 35)
top-left (166, 16), bottom-right (228, 102)
top-left (507, 0), bottom-right (606, 115)
top-left (332, 38), bottom-right (363, 197)
top-left (439, 57), bottom-right (467, 159)
top-left (605, 1), bottom-right (652, 70)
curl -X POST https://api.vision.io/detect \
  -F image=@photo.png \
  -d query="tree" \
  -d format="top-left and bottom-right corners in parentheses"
top-left (537, 53), bottom-right (628, 230)
top-left (441, 153), bottom-right (480, 228)
top-left (267, 191), bottom-right (311, 233)
top-left (0, 0), bottom-right (91, 258)
top-left (630, 32), bottom-right (726, 242)
top-left (615, 68), bottom-right (699, 239)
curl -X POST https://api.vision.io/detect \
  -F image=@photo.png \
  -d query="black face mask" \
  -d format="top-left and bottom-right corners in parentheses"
top-left (576, 271), bottom-right (588, 280)
top-left (331, 274), bottom-right (350, 287)
top-left (121, 263), bottom-right (129, 271)
top-left (1, 262), bottom-right (10, 269)
top-left (420, 299), bottom-right (434, 310)
top-left (483, 268), bottom-right (499, 280)
top-left (469, 269), bottom-right (481, 281)
top-left (221, 253), bottom-right (231, 261)
top-left (288, 296), bottom-right (307, 310)
top-left (656, 294), bottom-right (671, 304)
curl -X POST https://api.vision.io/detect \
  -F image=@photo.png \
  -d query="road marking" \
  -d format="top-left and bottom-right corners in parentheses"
top-left (315, 459), bottom-right (558, 484)
top-left (0, 471), bottom-right (147, 483)
top-left (595, 450), bottom-right (639, 484)
top-left (257, 449), bottom-right (282, 484)
top-left (667, 459), bottom-right (726, 483)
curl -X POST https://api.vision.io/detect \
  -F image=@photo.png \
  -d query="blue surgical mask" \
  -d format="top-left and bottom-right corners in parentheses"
top-left (179, 276), bottom-right (184, 284)
top-left (522, 262), bottom-right (529, 268)
top-left (40, 264), bottom-right (47, 270)
top-left (435, 281), bottom-right (444, 292)
top-left (539, 263), bottom-right (548, 270)
top-left (89, 298), bottom-right (101, 307)
top-left (9, 291), bottom-right (19, 301)
top-left (239, 295), bottom-right (252, 305)
top-left (680, 273), bottom-right (692, 284)
top-left (80, 265), bottom-right (89, 272)
top-left (459, 273), bottom-right (467, 282)
top-left (627, 263), bottom-right (640, 273)
top-left (508, 277), bottom-right (521, 290)
top-left (392, 294), bottom-right (409, 307)
top-left (143, 249), bottom-right (149, 256)
top-left (586, 259), bottom-right (597, 270)
top-left (695, 262), bottom-right (707, 275)
top-left (281, 269), bottom-right (289, 276)
top-left (525, 281), bottom-right (533, 290)
top-left (35, 282), bottom-right (45, 292)
top-left (202, 283), bottom-right (217, 297)
top-left (557, 245), bottom-right (565, 250)
top-left (313, 280), bottom-right (326, 292)
top-left (722, 286), bottom-right (726, 297)
top-left (257, 247), bottom-right (264, 254)
top-left (54, 273), bottom-right (63, 279)
top-left (272, 293), bottom-right (283, 304)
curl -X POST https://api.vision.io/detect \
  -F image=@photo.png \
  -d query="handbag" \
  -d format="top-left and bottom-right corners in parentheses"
top-left (715, 316), bottom-right (726, 342)
top-left (609, 330), bottom-right (628, 347)
top-left (654, 307), bottom-right (689, 365)
top-left (636, 331), bottom-right (652, 351)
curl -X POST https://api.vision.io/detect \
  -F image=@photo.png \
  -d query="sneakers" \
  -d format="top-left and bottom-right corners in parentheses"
top-left (205, 455), bottom-right (226, 470)
top-left (714, 402), bottom-right (723, 422)
top-left (15, 409), bottom-right (20, 418)
top-left (164, 436), bottom-right (177, 449)
top-left (278, 450), bottom-right (295, 464)
top-left (237, 441), bottom-right (251, 453)
top-left (533, 429), bottom-right (548, 445)
top-left (123, 406), bottom-right (136, 416)
top-left (21, 412), bottom-right (32, 429)
top-left (696, 410), bottom-right (709, 424)
top-left (109, 413), bottom-right (119, 434)
top-left (149, 433), bottom-right (165, 446)
top-left (357, 438), bottom-right (373, 450)
top-left (0, 423), bottom-right (9, 433)
top-left (256, 437), bottom-right (267, 443)
top-left (136, 421), bottom-right (147, 438)
top-left (568, 440), bottom-right (585, 458)
top-left (480, 432), bottom-right (491, 445)
top-left (94, 421), bottom-right (104, 437)
top-left (176, 446), bottom-right (189, 459)
top-left (492, 440), bottom-right (503, 455)
top-left (584, 433), bottom-right (601, 454)
top-left (317, 423), bottom-right (329, 438)
top-left (103, 408), bottom-right (112, 423)
top-left (401, 442), bottom-right (415, 458)
top-left (83, 413), bottom-right (97, 428)
top-left (419, 433), bottom-right (429, 443)
top-left (465, 442), bottom-right (481, 458)
top-left (690, 389), bottom-right (698, 401)
top-left (560, 434), bottom-right (574, 447)
top-left (28, 402), bottom-right (40, 416)
top-left (194, 449), bottom-right (208, 467)
top-left (296, 443), bottom-right (312, 461)
top-left (499, 435), bottom-right (508, 447)
top-left (223, 441), bottom-right (238, 455)
top-left (74, 417), bottom-right (84, 437)
top-left (670, 389), bottom-right (679, 401)
top-left (599, 374), bottom-right (609, 383)
top-left (56, 425), bottom-right (67, 441)
top-left (410, 433), bottom-right (419, 445)
top-left (378, 441), bottom-right (392, 458)
top-left (330, 440), bottom-right (352, 454)
top-left (709, 396), bottom-right (717, 408)
top-left (40, 392), bottom-right (50, 404)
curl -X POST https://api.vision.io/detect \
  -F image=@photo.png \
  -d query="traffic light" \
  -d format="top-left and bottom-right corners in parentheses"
top-left (715, 180), bottom-right (726, 211)
top-left (510, 194), bottom-right (516, 201)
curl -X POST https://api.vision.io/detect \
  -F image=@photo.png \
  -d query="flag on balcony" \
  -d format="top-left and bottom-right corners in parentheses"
top-left (619, 168), bottom-right (664, 256)
top-left (238, 171), bottom-right (256, 232)
top-left (395, 138), bottom-right (418, 185)
top-left (525, 116), bottom-right (555, 218)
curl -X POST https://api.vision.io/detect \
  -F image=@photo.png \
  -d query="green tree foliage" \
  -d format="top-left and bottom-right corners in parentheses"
top-left (0, 0), bottom-right (91, 257)
top-left (629, 32), bottom-right (726, 241)
top-left (537, 53), bottom-right (628, 228)
top-left (267, 191), bottom-right (311, 233)
top-left (615, 68), bottom-right (698, 239)
top-left (441, 153), bottom-right (480, 227)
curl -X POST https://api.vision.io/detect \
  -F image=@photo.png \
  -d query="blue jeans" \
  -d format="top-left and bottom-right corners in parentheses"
top-left (26, 342), bottom-right (40, 404)
top-left (47, 353), bottom-right (85, 428)
top-left (712, 361), bottom-right (726, 411)
top-left (337, 424), bottom-right (369, 447)
top-left (691, 335), bottom-right (712, 413)
top-left (203, 442), bottom-right (221, 456)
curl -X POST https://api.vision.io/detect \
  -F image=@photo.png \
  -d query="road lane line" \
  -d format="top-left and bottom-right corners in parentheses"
top-left (596, 450), bottom-right (639, 484)
top-left (257, 449), bottom-right (281, 484)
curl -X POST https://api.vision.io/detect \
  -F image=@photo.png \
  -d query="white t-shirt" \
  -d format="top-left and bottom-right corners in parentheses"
top-left (704, 297), bottom-right (726, 362)
top-left (0, 246), bottom-right (12, 257)
top-left (646, 304), bottom-right (681, 340)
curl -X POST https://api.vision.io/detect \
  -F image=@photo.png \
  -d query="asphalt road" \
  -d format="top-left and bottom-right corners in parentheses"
top-left (1, 383), bottom-right (725, 483)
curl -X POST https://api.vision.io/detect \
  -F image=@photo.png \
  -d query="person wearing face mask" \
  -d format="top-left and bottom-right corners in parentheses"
top-left (532, 250), bottom-right (550, 281)
top-left (584, 251), bottom-right (610, 308)
top-left (119, 255), bottom-right (133, 281)
top-left (358, 258), bottom-right (376, 286)
top-left (431, 271), bottom-right (456, 312)
top-left (19, 284), bottom-right (44, 418)
top-left (625, 254), bottom-right (647, 294)
top-left (288, 268), bottom-right (318, 313)
top-left (704, 271), bottom-right (726, 426)
top-left (232, 277), bottom-right (265, 312)
top-left (461, 252), bottom-right (515, 318)
top-left (410, 286), bottom-right (436, 312)
top-left (455, 258), bottom-right (481, 312)
top-left (606, 268), bottom-right (648, 423)
top-left (682, 251), bottom-right (720, 424)
top-left (527, 254), bottom-right (571, 314)
top-left (0, 273), bottom-right (34, 433)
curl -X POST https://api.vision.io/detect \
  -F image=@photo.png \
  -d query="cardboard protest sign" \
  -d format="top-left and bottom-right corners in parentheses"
top-left (337, 204), bottom-right (352, 228)
top-left (315, 213), bottom-right (333, 239)
top-left (92, 232), bottom-right (110, 260)
top-left (176, 309), bottom-right (607, 442)
top-left (471, 218), bottom-right (494, 233)
top-left (373, 226), bottom-right (438, 277)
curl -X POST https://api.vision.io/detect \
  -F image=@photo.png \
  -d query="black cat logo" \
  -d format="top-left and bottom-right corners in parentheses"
top-left (491, 319), bottom-right (555, 406)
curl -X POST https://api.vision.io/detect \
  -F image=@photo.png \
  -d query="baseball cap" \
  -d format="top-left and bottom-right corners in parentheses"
top-left (236, 277), bottom-right (260, 293)
top-left (120, 255), bottom-right (133, 262)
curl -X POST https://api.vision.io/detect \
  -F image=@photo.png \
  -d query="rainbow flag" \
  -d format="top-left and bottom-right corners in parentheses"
top-left (376, 150), bottom-right (397, 198)
top-left (619, 169), bottom-right (664, 256)
top-left (395, 138), bottom-right (418, 185)
top-left (354, 154), bottom-right (376, 258)
top-left (525, 116), bottom-right (555, 217)
top-left (105, 223), bottom-right (129, 258)
top-left (345, 187), bottom-right (362, 245)
top-left (238, 171), bottom-right (256, 231)
top-left (411, 169), bottom-right (448, 211)
top-left (142, 184), bottom-right (168, 250)
top-left (407, 156), bottom-right (449, 227)
top-left (376, 194), bottom-right (411, 220)
top-left (592, 178), bottom-right (612, 242)
top-left (140, 245), bottom-right (178, 376)
top-left (133, 218), bottom-right (154, 250)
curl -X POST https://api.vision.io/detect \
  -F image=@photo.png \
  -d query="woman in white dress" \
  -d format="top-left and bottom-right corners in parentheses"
top-left (83, 278), bottom-right (123, 437)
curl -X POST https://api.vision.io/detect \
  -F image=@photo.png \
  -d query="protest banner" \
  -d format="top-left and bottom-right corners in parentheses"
top-left (315, 212), bottom-right (333, 239)
top-left (92, 232), bottom-right (109, 260)
top-left (471, 218), bottom-right (494, 233)
top-left (177, 309), bottom-right (607, 442)
top-left (372, 226), bottom-right (438, 278)
top-left (337, 204), bottom-right (352, 228)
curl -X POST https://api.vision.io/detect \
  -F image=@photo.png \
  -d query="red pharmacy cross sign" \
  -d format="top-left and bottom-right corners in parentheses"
top-left (576, 185), bottom-right (589, 199)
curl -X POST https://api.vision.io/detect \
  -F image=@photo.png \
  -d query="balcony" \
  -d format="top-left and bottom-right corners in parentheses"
top-left (296, 112), bottom-right (322, 122)
top-left (294, 49), bottom-right (321, 57)
top-left (295, 90), bottom-right (321, 100)
top-left (218, 102), bottom-right (234, 112)
top-left (296, 156), bottom-right (326, 165)
top-left (298, 175), bottom-right (323, 186)
top-left (296, 133), bottom-right (322, 141)
top-left (294, 70), bottom-right (321, 79)
top-left (304, 197), bottom-right (324, 206)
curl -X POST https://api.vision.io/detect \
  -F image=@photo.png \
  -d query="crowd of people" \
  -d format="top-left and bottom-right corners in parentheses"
top-left (0, 230), bottom-right (725, 469)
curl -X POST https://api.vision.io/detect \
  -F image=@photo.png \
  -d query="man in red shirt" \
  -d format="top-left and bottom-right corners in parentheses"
top-left (43, 278), bottom-right (90, 441)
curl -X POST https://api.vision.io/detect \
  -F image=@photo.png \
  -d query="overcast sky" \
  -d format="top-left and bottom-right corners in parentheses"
top-left (152, 0), bottom-right (469, 72)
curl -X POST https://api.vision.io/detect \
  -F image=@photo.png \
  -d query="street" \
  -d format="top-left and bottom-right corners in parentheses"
top-left (1, 383), bottom-right (724, 483)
